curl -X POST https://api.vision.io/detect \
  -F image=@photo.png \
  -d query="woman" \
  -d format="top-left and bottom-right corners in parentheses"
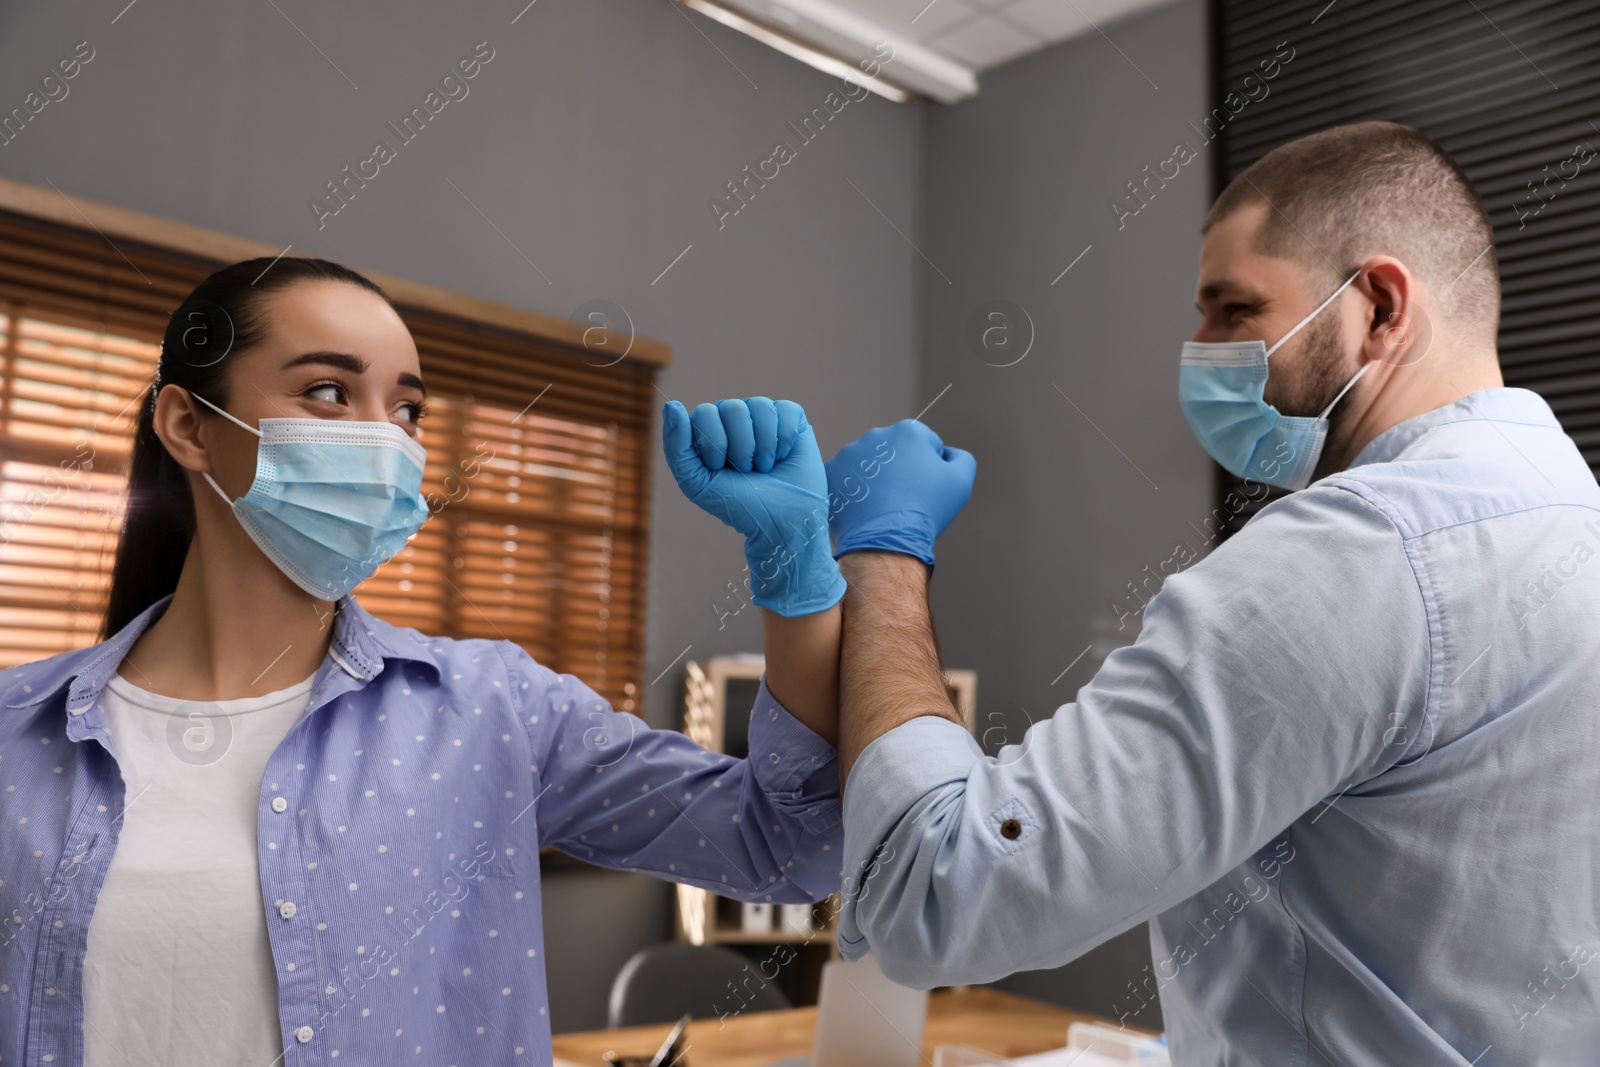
top-left (0, 258), bottom-right (849, 1066)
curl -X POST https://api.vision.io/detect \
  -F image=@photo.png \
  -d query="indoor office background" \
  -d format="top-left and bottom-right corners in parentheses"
top-left (1, 0), bottom-right (1596, 1039)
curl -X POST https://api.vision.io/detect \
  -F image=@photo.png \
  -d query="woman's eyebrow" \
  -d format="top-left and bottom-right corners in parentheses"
top-left (398, 371), bottom-right (426, 397)
top-left (282, 350), bottom-right (369, 374)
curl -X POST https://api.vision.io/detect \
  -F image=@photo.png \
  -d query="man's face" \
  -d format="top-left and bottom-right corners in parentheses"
top-left (1192, 202), bottom-right (1353, 419)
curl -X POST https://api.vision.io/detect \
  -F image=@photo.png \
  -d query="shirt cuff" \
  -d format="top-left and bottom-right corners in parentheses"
top-left (748, 674), bottom-right (841, 804)
top-left (838, 715), bottom-right (983, 955)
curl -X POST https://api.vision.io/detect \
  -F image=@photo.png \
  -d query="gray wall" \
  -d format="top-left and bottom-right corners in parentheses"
top-left (916, 0), bottom-right (1212, 1030)
top-left (0, 0), bottom-right (921, 1035)
top-left (0, 0), bottom-right (922, 729)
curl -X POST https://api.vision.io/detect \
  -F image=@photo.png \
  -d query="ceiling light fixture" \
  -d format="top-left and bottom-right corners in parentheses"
top-left (675, 0), bottom-right (979, 104)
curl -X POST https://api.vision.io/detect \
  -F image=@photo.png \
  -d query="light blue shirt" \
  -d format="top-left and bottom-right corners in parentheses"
top-left (839, 388), bottom-right (1600, 1066)
top-left (0, 593), bottom-right (842, 1065)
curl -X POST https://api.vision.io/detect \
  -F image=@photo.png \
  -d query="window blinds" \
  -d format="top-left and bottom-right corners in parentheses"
top-left (0, 209), bottom-right (653, 713)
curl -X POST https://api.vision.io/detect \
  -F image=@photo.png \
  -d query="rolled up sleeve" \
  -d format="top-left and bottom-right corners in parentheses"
top-left (747, 679), bottom-right (845, 839)
top-left (836, 716), bottom-right (984, 976)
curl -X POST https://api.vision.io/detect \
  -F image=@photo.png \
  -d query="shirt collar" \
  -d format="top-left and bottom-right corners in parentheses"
top-left (5, 591), bottom-right (441, 717)
top-left (1347, 387), bottom-right (1560, 470)
top-left (329, 594), bottom-right (445, 682)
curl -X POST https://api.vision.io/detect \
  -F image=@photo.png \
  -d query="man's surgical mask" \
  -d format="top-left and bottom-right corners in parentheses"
top-left (192, 391), bottom-right (430, 601)
top-left (1179, 271), bottom-right (1369, 491)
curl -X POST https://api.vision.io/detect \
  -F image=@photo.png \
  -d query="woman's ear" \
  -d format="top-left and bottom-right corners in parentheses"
top-left (1359, 256), bottom-right (1434, 369)
top-left (151, 385), bottom-right (216, 476)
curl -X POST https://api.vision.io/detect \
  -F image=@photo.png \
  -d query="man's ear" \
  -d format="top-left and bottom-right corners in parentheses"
top-left (1358, 256), bottom-right (1433, 369)
top-left (151, 385), bottom-right (214, 475)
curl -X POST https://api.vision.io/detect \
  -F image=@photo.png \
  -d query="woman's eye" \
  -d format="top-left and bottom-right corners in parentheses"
top-left (399, 401), bottom-right (427, 423)
top-left (306, 382), bottom-right (345, 404)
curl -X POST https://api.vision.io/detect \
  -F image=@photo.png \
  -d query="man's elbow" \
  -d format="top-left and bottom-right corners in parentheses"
top-left (867, 943), bottom-right (954, 990)
top-left (853, 897), bottom-right (1006, 989)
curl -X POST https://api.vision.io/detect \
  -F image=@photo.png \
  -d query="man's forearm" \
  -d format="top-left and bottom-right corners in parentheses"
top-left (761, 602), bottom-right (842, 746)
top-left (839, 551), bottom-right (965, 785)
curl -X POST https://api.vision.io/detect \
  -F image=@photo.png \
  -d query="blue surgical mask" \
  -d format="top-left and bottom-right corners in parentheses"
top-left (192, 392), bottom-right (430, 601)
top-left (1179, 271), bottom-right (1369, 491)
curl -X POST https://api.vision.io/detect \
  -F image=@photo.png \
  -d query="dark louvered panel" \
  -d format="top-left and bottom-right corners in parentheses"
top-left (1212, 0), bottom-right (1600, 538)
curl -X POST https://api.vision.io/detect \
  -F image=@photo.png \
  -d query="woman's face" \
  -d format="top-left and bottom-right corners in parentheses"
top-left (190, 280), bottom-right (428, 498)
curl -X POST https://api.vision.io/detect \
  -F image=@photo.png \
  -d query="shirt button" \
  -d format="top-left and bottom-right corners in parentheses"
top-left (1000, 819), bottom-right (1022, 840)
top-left (271, 797), bottom-right (288, 813)
top-left (279, 902), bottom-right (298, 919)
top-left (295, 1025), bottom-right (314, 1044)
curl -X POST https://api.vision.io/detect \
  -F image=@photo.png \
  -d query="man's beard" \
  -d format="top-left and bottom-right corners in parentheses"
top-left (1266, 310), bottom-right (1362, 478)
top-left (1268, 310), bottom-right (1357, 421)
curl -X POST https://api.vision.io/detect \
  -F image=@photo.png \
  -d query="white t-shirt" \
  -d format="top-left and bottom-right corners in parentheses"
top-left (83, 670), bottom-right (315, 1067)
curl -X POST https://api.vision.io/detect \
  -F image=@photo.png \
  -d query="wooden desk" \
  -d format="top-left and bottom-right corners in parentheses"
top-left (551, 987), bottom-right (1147, 1066)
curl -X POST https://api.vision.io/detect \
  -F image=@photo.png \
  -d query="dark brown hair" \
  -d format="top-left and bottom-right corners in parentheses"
top-left (1204, 121), bottom-right (1500, 344)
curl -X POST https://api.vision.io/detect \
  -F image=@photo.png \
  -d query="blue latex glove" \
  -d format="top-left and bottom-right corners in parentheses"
top-left (663, 397), bottom-right (847, 616)
top-left (825, 419), bottom-right (976, 567)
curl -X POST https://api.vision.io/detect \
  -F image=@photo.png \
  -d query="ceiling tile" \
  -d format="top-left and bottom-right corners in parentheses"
top-left (818, 0), bottom-right (974, 40)
top-left (1003, 0), bottom-right (1171, 44)
top-left (1001, 0), bottom-right (1088, 39)
top-left (928, 14), bottom-right (1039, 67)
top-left (906, 0), bottom-right (985, 40)
top-left (741, 0), bottom-right (1184, 78)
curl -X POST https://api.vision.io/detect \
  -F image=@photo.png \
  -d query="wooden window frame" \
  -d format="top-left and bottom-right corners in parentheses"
top-left (0, 176), bottom-right (667, 713)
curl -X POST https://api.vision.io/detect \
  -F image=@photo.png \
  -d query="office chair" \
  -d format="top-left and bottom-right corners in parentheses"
top-left (607, 942), bottom-right (792, 1029)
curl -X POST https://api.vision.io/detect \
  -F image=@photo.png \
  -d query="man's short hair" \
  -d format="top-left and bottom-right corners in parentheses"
top-left (1203, 121), bottom-right (1500, 345)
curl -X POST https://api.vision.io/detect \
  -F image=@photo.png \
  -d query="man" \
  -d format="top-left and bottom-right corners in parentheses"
top-left (825, 122), bottom-right (1600, 1065)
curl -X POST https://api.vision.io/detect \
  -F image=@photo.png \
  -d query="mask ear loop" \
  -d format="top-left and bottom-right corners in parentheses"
top-left (1317, 360), bottom-right (1373, 420)
top-left (188, 390), bottom-right (263, 507)
top-left (1265, 270), bottom-right (1361, 359)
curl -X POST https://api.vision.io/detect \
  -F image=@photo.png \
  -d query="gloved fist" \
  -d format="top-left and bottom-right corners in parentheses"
top-left (663, 397), bottom-right (846, 616)
top-left (825, 419), bottom-right (976, 567)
